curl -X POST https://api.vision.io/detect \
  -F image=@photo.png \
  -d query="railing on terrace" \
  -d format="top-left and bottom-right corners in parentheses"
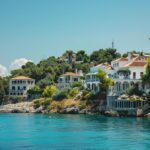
top-left (86, 79), bottom-right (99, 82)
top-left (114, 100), bottom-right (147, 110)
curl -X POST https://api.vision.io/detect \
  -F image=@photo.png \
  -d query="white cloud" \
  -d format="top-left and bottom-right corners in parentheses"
top-left (10, 58), bottom-right (32, 71)
top-left (0, 64), bottom-right (9, 77)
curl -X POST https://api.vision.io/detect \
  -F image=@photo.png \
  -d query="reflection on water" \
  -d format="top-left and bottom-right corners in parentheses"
top-left (0, 114), bottom-right (150, 150)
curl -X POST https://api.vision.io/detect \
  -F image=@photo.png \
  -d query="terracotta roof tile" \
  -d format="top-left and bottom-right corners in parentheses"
top-left (11, 76), bottom-right (34, 80)
top-left (125, 61), bottom-right (147, 67)
top-left (62, 72), bottom-right (81, 77)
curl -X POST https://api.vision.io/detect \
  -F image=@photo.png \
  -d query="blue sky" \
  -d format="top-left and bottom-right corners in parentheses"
top-left (0, 0), bottom-right (150, 69)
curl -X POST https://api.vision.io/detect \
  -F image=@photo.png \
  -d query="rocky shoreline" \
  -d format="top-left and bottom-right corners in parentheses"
top-left (0, 102), bottom-right (150, 117)
top-left (0, 102), bottom-right (35, 113)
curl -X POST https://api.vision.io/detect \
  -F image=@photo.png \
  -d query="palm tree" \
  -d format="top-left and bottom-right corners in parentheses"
top-left (63, 50), bottom-right (75, 64)
top-left (142, 58), bottom-right (150, 85)
top-left (96, 69), bottom-right (114, 107)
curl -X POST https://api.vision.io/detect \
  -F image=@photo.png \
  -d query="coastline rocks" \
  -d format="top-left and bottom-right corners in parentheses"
top-left (79, 109), bottom-right (87, 114)
top-left (0, 102), bottom-right (35, 113)
top-left (104, 110), bottom-right (119, 117)
top-left (34, 106), bottom-right (44, 113)
top-left (60, 106), bottom-right (79, 114)
top-left (136, 108), bottom-right (143, 117)
top-left (145, 113), bottom-right (150, 118)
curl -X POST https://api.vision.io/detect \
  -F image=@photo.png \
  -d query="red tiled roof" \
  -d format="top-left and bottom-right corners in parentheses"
top-left (125, 61), bottom-right (147, 67)
top-left (62, 72), bottom-right (81, 77)
top-left (112, 57), bottom-right (128, 62)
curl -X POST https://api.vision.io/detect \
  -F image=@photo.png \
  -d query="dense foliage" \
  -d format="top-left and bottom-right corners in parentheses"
top-left (96, 69), bottom-right (114, 105)
top-left (142, 58), bottom-right (150, 85)
top-left (0, 48), bottom-right (121, 102)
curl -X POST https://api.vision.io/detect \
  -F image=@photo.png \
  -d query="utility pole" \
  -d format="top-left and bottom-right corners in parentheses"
top-left (112, 40), bottom-right (114, 49)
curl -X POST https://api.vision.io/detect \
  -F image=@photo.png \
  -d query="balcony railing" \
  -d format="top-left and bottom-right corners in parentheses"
top-left (86, 79), bottom-right (99, 82)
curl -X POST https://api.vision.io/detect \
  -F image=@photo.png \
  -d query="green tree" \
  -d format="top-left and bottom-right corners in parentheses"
top-left (63, 50), bottom-right (75, 64)
top-left (142, 58), bottom-right (150, 104)
top-left (90, 48), bottom-right (121, 64)
top-left (0, 78), bottom-right (5, 104)
top-left (76, 50), bottom-right (90, 63)
top-left (27, 85), bottom-right (43, 95)
top-left (43, 85), bottom-right (58, 98)
top-left (142, 58), bottom-right (150, 85)
top-left (96, 69), bottom-right (114, 105)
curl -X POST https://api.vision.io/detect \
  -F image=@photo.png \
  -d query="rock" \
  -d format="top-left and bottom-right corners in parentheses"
top-left (61, 107), bottom-right (79, 114)
top-left (105, 110), bottom-right (119, 117)
top-left (0, 102), bottom-right (35, 113)
top-left (137, 108), bottom-right (143, 117)
top-left (79, 109), bottom-right (87, 114)
top-left (11, 109), bottom-right (22, 113)
top-left (34, 106), bottom-right (43, 113)
top-left (145, 113), bottom-right (150, 117)
top-left (66, 107), bottom-right (79, 114)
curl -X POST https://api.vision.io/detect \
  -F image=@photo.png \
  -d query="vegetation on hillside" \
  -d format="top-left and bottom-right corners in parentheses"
top-left (0, 48), bottom-right (126, 106)
top-left (96, 69), bottom-right (114, 106)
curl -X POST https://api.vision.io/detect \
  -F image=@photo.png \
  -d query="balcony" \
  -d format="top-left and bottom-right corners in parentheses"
top-left (86, 78), bottom-right (99, 83)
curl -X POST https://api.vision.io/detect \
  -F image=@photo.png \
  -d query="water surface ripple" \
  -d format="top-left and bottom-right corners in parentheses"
top-left (0, 114), bottom-right (150, 150)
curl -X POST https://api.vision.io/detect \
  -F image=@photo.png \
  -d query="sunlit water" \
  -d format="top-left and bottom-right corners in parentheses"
top-left (0, 114), bottom-right (150, 150)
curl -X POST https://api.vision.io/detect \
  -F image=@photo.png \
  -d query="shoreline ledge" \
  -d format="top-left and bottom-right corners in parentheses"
top-left (0, 102), bottom-right (150, 117)
top-left (0, 102), bottom-right (35, 113)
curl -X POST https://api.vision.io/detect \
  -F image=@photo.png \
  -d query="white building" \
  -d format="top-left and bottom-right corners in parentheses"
top-left (57, 71), bottom-right (83, 90)
top-left (107, 52), bottom-right (150, 111)
top-left (85, 63), bottom-right (114, 94)
top-left (9, 76), bottom-right (35, 97)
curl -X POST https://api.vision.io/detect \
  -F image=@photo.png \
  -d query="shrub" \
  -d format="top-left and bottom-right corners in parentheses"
top-left (48, 99), bottom-right (79, 112)
top-left (127, 86), bottom-right (143, 96)
top-left (33, 98), bottom-right (52, 109)
top-left (8, 96), bottom-right (26, 104)
top-left (72, 81), bottom-right (82, 88)
top-left (43, 85), bottom-right (58, 97)
top-left (82, 90), bottom-right (92, 100)
top-left (41, 98), bottom-right (52, 108)
top-left (27, 86), bottom-right (43, 95)
top-left (61, 99), bottom-right (79, 108)
top-left (69, 88), bottom-right (80, 98)
top-left (33, 99), bottom-right (41, 108)
top-left (79, 100), bottom-right (87, 109)
top-left (53, 90), bottom-right (69, 101)
top-left (48, 101), bottom-right (61, 112)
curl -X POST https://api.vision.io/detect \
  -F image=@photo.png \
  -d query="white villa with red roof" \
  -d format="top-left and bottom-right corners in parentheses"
top-left (85, 63), bottom-right (114, 94)
top-left (107, 52), bottom-right (150, 111)
top-left (57, 71), bottom-right (83, 90)
top-left (9, 76), bottom-right (35, 97)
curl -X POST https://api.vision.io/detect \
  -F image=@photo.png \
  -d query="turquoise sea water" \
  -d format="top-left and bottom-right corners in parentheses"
top-left (0, 114), bottom-right (150, 150)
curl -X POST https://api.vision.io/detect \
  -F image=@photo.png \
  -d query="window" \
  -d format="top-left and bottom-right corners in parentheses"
top-left (133, 72), bottom-right (136, 79)
top-left (18, 86), bottom-right (20, 90)
top-left (140, 72), bottom-right (143, 78)
top-left (74, 78), bottom-right (78, 81)
top-left (12, 86), bottom-right (15, 90)
top-left (23, 86), bottom-right (26, 90)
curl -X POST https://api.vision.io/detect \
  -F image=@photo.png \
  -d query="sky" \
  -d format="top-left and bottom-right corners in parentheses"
top-left (0, 0), bottom-right (150, 76)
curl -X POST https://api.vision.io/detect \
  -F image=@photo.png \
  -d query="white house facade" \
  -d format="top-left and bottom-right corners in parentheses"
top-left (85, 63), bottom-right (114, 94)
top-left (107, 52), bottom-right (150, 111)
top-left (57, 71), bottom-right (83, 90)
top-left (9, 76), bottom-right (35, 97)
